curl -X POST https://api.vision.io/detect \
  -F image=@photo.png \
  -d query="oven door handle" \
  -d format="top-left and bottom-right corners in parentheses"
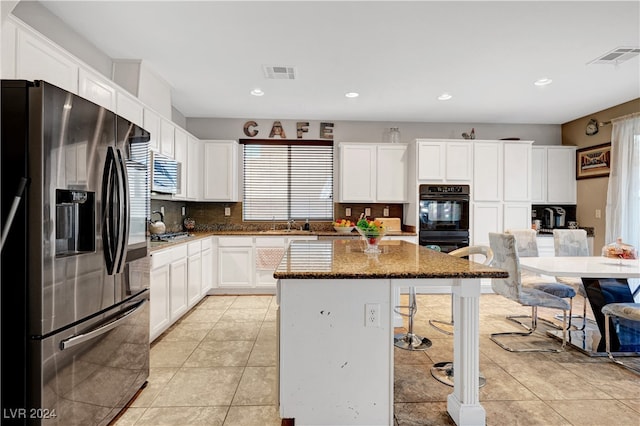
top-left (420, 196), bottom-right (470, 202)
top-left (59, 299), bottom-right (146, 350)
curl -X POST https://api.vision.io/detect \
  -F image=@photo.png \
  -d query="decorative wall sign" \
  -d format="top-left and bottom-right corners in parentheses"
top-left (242, 120), bottom-right (335, 139)
top-left (576, 142), bottom-right (611, 179)
top-left (320, 122), bottom-right (334, 140)
top-left (297, 122), bottom-right (309, 138)
top-left (268, 121), bottom-right (286, 138)
top-left (243, 121), bottom-right (259, 137)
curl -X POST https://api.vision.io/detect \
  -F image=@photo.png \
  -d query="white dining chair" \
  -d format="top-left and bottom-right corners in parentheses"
top-left (505, 229), bottom-right (577, 330)
top-left (488, 232), bottom-right (571, 352)
top-left (553, 229), bottom-right (591, 329)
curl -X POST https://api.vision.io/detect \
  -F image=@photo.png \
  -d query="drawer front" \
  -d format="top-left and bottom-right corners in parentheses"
top-left (218, 237), bottom-right (253, 247)
top-left (171, 244), bottom-right (188, 261)
top-left (255, 237), bottom-right (286, 248)
top-left (201, 237), bottom-right (213, 250)
top-left (188, 240), bottom-right (202, 256)
top-left (151, 249), bottom-right (172, 269)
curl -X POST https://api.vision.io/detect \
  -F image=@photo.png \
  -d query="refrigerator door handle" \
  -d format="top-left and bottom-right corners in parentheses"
top-left (114, 148), bottom-right (129, 273)
top-left (59, 299), bottom-right (147, 350)
top-left (102, 147), bottom-right (117, 274)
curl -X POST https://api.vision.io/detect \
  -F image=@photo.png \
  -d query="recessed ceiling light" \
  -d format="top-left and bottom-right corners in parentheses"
top-left (437, 93), bottom-right (452, 101)
top-left (250, 88), bottom-right (264, 96)
top-left (534, 78), bottom-right (553, 86)
top-left (345, 92), bottom-right (359, 98)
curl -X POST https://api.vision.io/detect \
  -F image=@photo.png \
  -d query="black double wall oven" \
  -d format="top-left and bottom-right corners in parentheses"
top-left (418, 184), bottom-right (470, 253)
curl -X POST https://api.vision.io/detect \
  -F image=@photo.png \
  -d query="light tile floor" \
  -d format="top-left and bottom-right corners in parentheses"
top-left (112, 294), bottom-right (640, 426)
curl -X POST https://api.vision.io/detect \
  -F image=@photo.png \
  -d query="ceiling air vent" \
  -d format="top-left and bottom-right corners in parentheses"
top-left (588, 47), bottom-right (640, 65)
top-left (263, 65), bottom-right (297, 80)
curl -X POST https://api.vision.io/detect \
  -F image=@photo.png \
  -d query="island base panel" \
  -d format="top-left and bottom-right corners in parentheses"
top-left (278, 278), bottom-right (393, 425)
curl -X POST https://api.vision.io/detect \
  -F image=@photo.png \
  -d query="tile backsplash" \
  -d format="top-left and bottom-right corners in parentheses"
top-left (149, 199), bottom-right (404, 233)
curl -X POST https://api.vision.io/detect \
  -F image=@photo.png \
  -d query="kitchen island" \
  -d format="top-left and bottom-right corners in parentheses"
top-left (274, 239), bottom-right (507, 426)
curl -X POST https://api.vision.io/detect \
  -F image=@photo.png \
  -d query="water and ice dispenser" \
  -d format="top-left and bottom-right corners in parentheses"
top-left (55, 189), bottom-right (95, 256)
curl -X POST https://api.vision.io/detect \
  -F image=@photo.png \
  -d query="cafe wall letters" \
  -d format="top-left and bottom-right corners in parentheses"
top-left (243, 120), bottom-right (334, 139)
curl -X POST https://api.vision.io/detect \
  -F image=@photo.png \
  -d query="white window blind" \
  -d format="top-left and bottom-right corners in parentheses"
top-left (242, 140), bottom-right (333, 221)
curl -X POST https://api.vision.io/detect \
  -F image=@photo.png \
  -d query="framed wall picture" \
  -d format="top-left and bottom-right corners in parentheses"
top-left (576, 143), bottom-right (611, 179)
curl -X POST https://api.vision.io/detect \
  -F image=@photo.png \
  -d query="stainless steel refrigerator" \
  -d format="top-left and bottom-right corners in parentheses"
top-left (1, 80), bottom-right (151, 425)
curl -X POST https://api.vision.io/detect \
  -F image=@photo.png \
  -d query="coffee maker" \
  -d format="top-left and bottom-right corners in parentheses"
top-left (552, 206), bottom-right (566, 228)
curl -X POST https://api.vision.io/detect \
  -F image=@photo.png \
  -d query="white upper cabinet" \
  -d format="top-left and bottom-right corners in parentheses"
top-left (473, 141), bottom-right (502, 201)
top-left (416, 140), bottom-right (472, 182)
top-left (503, 141), bottom-right (532, 202)
top-left (115, 90), bottom-right (144, 127)
top-left (417, 142), bottom-right (444, 181)
top-left (531, 147), bottom-right (547, 202)
top-left (376, 145), bottom-right (408, 202)
top-left (340, 144), bottom-right (376, 202)
top-left (202, 140), bottom-right (238, 201)
top-left (531, 146), bottom-right (576, 204)
top-left (339, 143), bottom-right (407, 202)
top-left (187, 136), bottom-right (203, 200)
top-left (173, 128), bottom-right (188, 200)
top-left (78, 68), bottom-right (116, 110)
top-left (15, 25), bottom-right (79, 93)
top-left (160, 119), bottom-right (175, 158)
top-left (546, 147), bottom-right (577, 204)
top-left (143, 109), bottom-right (161, 152)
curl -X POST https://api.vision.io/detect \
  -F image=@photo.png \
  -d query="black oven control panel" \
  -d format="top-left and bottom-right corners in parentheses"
top-left (420, 184), bottom-right (470, 196)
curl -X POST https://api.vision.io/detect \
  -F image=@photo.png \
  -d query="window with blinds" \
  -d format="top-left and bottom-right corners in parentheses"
top-left (242, 140), bottom-right (333, 221)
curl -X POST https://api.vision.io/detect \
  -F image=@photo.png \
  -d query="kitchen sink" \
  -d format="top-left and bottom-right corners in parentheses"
top-left (258, 230), bottom-right (314, 235)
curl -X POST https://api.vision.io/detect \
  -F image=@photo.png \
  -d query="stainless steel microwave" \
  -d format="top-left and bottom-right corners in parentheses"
top-left (151, 152), bottom-right (180, 194)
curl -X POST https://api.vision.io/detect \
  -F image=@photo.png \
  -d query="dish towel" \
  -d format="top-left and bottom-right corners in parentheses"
top-left (256, 247), bottom-right (285, 270)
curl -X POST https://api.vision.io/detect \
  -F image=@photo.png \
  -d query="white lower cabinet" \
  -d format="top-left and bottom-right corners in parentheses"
top-left (537, 236), bottom-right (555, 257)
top-left (472, 203), bottom-right (503, 246)
top-left (201, 237), bottom-right (215, 295)
top-left (218, 237), bottom-right (254, 288)
top-left (169, 245), bottom-right (188, 320)
top-left (503, 203), bottom-right (532, 232)
top-left (150, 250), bottom-right (171, 342)
top-left (187, 241), bottom-right (202, 308)
top-left (215, 235), bottom-right (318, 292)
top-left (150, 237), bottom-right (214, 342)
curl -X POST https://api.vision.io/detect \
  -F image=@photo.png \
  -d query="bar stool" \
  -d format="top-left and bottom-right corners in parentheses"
top-left (430, 245), bottom-right (493, 387)
top-left (393, 245), bottom-right (440, 351)
top-left (602, 303), bottom-right (640, 374)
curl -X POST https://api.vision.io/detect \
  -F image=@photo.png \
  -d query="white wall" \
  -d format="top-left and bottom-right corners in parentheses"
top-left (187, 117), bottom-right (561, 145)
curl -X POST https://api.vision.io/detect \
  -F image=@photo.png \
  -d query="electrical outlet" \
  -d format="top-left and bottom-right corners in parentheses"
top-left (365, 303), bottom-right (380, 327)
top-left (365, 207), bottom-right (371, 217)
top-left (181, 206), bottom-right (186, 216)
top-left (345, 207), bottom-right (351, 217)
top-left (160, 206), bottom-right (165, 215)
top-left (383, 206), bottom-right (389, 217)
top-left (224, 207), bottom-right (231, 216)
top-left (595, 209), bottom-right (601, 219)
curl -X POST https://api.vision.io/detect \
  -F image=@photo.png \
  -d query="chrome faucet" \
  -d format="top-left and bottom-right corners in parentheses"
top-left (287, 219), bottom-right (297, 231)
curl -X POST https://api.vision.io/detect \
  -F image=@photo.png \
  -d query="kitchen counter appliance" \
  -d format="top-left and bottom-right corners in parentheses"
top-left (418, 184), bottom-right (470, 252)
top-left (1, 80), bottom-right (151, 425)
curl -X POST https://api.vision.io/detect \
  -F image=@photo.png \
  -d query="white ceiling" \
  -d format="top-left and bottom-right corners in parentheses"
top-left (34, 1), bottom-right (640, 124)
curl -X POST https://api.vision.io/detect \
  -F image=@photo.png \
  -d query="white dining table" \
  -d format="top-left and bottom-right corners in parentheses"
top-left (519, 256), bottom-right (640, 356)
top-left (519, 256), bottom-right (640, 279)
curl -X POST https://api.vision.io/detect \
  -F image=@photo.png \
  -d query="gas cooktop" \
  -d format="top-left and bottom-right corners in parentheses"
top-left (150, 232), bottom-right (192, 242)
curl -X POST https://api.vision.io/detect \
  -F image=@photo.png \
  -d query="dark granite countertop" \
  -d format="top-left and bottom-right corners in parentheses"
top-left (149, 230), bottom-right (416, 252)
top-left (274, 240), bottom-right (508, 280)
